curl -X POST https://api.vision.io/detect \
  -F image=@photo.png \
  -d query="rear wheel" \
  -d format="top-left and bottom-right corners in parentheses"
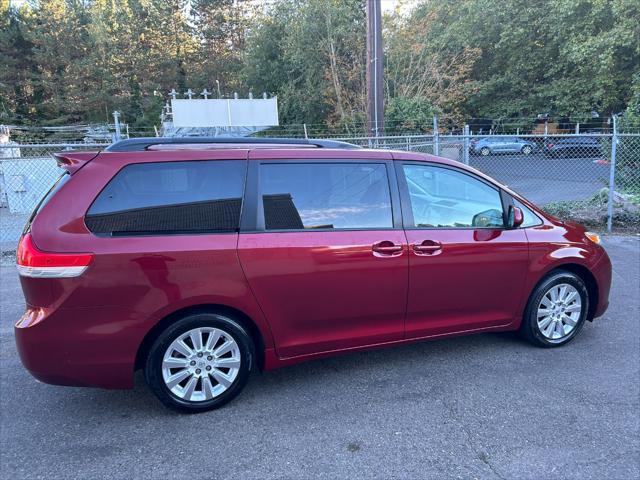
top-left (145, 313), bottom-right (253, 413)
top-left (521, 145), bottom-right (533, 155)
top-left (480, 146), bottom-right (491, 156)
top-left (520, 271), bottom-right (589, 347)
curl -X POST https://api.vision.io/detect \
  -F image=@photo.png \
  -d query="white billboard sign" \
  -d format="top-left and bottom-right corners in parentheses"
top-left (171, 98), bottom-right (279, 128)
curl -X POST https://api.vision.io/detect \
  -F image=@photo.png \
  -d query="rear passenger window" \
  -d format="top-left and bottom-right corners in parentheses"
top-left (86, 160), bottom-right (245, 235)
top-left (260, 163), bottom-right (393, 230)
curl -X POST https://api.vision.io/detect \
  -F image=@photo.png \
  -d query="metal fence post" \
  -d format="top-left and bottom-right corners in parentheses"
top-left (112, 111), bottom-right (121, 141)
top-left (463, 124), bottom-right (470, 165)
top-left (435, 116), bottom-right (440, 155)
top-left (607, 116), bottom-right (618, 232)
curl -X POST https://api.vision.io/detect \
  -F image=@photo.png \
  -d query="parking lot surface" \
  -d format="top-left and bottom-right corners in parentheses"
top-left (1, 236), bottom-right (638, 479)
top-left (468, 153), bottom-right (610, 205)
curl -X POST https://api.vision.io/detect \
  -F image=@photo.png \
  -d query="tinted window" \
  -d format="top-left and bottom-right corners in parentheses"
top-left (403, 164), bottom-right (504, 228)
top-left (260, 163), bottom-right (393, 230)
top-left (86, 160), bottom-right (245, 235)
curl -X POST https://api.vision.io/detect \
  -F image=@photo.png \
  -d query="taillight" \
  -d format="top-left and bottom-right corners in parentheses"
top-left (16, 233), bottom-right (93, 278)
top-left (547, 143), bottom-right (554, 148)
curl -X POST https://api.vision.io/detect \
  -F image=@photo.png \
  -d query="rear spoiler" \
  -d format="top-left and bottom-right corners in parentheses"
top-left (53, 151), bottom-right (100, 174)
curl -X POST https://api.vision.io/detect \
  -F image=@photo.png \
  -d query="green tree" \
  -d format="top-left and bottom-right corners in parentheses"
top-left (84, 0), bottom-right (196, 127)
top-left (385, 96), bottom-right (438, 134)
top-left (619, 73), bottom-right (640, 131)
top-left (545, 0), bottom-right (639, 119)
top-left (404, 0), bottom-right (640, 121)
top-left (25, 0), bottom-right (92, 123)
top-left (0, 0), bottom-right (37, 123)
top-left (384, 5), bottom-right (479, 126)
top-left (1, 0), bottom-right (638, 132)
top-left (244, 0), bottom-right (366, 131)
top-left (189, 0), bottom-right (253, 95)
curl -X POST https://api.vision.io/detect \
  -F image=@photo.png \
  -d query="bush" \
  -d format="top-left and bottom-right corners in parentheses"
top-left (385, 97), bottom-right (438, 135)
top-left (543, 188), bottom-right (640, 232)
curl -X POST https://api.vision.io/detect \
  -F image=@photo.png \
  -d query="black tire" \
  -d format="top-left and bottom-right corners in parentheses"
top-left (480, 146), bottom-right (491, 156)
top-left (520, 270), bottom-right (589, 348)
top-left (145, 312), bottom-right (254, 413)
top-left (521, 145), bottom-right (533, 155)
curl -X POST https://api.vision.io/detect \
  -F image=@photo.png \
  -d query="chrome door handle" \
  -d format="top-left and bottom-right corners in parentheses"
top-left (412, 241), bottom-right (442, 255)
top-left (372, 241), bottom-right (403, 256)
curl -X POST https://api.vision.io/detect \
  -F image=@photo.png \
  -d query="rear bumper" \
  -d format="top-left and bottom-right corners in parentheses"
top-left (14, 305), bottom-right (145, 389)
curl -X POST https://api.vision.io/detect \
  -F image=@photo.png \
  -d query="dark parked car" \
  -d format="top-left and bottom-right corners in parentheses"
top-left (470, 136), bottom-right (537, 156)
top-left (545, 137), bottom-right (603, 158)
top-left (15, 137), bottom-right (611, 413)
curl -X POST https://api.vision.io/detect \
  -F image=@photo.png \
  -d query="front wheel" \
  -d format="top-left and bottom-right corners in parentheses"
top-left (145, 313), bottom-right (254, 413)
top-left (480, 146), bottom-right (491, 156)
top-left (520, 271), bottom-right (589, 347)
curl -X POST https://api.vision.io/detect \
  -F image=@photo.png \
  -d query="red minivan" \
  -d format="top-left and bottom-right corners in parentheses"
top-left (15, 138), bottom-right (612, 412)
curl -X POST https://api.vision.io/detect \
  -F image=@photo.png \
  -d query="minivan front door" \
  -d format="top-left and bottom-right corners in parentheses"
top-left (398, 162), bottom-right (529, 338)
top-left (238, 158), bottom-right (408, 358)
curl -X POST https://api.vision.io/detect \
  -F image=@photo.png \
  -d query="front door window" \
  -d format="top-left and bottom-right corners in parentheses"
top-left (403, 164), bottom-right (504, 229)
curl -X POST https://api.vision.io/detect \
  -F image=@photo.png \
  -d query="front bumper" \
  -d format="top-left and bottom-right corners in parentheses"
top-left (592, 248), bottom-right (612, 318)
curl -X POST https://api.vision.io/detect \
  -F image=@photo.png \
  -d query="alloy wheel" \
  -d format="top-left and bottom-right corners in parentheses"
top-left (536, 283), bottom-right (582, 341)
top-left (161, 327), bottom-right (241, 402)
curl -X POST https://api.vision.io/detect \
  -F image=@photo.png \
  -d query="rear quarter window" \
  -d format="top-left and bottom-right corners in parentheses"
top-left (85, 160), bottom-right (246, 235)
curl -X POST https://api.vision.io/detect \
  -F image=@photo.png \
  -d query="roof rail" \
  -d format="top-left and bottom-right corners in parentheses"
top-left (104, 137), bottom-right (361, 152)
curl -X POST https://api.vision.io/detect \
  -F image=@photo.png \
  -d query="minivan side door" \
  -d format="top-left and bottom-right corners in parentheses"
top-left (397, 161), bottom-right (530, 338)
top-left (238, 156), bottom-right (408, 358)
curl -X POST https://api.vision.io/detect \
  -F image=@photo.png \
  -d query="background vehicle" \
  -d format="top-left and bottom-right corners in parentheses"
top-left (14, 137), bottom-right (612, 413)
top-left (545, 137), bottom-right (603, 158)
top-left (470, 137), bottom-right (537, 156)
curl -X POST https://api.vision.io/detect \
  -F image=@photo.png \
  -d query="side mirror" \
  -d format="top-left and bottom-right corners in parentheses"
top-left (508, 205), bottom-right (524, 228)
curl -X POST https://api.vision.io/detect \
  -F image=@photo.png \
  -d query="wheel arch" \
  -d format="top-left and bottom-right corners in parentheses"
top-left (530, 263), bottom-right (599, 322)
top-left (135, 304), bottom-right (266, 373)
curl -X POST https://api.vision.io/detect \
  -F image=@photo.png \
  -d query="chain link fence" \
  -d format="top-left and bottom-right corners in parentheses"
top-left (1, 133), bottom-right (638, 254)
top-left (0, 143), bottom-right (109, 253)
top-left (339, 131), bottom-right (640, 232)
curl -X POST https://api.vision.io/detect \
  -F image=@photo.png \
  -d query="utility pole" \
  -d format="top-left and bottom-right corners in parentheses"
top-left (366, 0), bottom-right (384, 138)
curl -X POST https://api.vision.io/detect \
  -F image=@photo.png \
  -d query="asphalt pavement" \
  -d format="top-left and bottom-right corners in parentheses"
top-left (469, 153), bottom-right (610, 205)
top-left (1, 236), bottom-right (638, 480)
